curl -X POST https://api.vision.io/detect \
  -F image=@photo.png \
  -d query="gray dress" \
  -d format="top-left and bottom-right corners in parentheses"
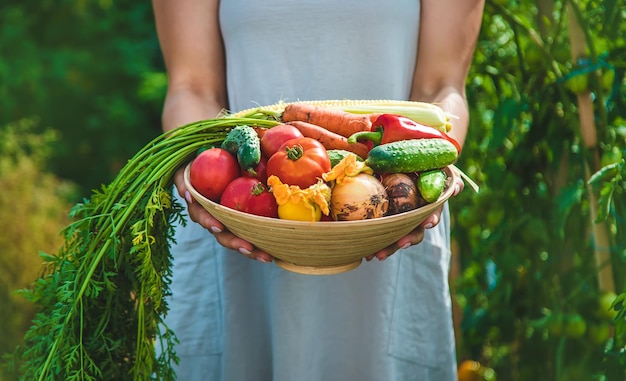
top-left (164, 0), bottom-right (457, 380)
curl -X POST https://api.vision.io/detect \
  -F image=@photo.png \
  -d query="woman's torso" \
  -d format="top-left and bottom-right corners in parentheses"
top-left (173, 2), bottom-right (458, 379)
top-left (219, 0), bottom-right (421, 110)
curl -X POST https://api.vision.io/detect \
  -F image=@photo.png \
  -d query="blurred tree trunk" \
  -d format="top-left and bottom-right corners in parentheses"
top-left (566, 2), bottom-right (615, 293)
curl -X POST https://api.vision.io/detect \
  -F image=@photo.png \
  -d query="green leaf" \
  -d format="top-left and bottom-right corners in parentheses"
top-left (588, 160), bottom-right (623, 187)
top-left (554, 181), bottom-right (584, 236)
top-left (603, 0), bottom-right (621, 40)
top-left (596, 181), bottom-right (615, 222)
top-left (488, 97), bottom-right (522, 153)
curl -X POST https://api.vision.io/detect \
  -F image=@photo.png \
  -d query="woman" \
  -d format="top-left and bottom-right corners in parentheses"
top-left (152, 1), bottom-right (484, 380)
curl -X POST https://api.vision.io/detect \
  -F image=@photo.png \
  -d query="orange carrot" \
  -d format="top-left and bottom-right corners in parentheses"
top-left (287, 121), bottom-right (370, 159)
top-left (281, 103), bottom-right (372, 138)
top-left (369, 113), bottom-right (383, 124)
top-left (253, 126), bottom-right (268, 139)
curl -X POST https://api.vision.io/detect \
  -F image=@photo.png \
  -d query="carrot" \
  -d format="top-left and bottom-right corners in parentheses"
top-left (287, 121), bottom-right (370, 159)
top-left (14, 115), bottom-right (281, 380)
top-left (253, 126), bottom-right (268, 139)
top-left (369, 113), bottom-right (383, 124)
top-left (281, 103), bottom-right (372, 138)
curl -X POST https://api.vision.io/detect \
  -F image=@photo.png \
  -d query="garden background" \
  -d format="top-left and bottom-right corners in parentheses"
top-left (1, 0), bottom-right (625, 380)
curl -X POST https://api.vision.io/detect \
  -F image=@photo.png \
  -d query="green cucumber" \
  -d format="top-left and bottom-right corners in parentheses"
top-left (327, 149), bottom-right (364, 167)
top-left (221, 125), bottom-right (261, 172)
top-left (417, 169), bottom-right (447, 202)
top-left (365, 138), bottom-right (458, 173)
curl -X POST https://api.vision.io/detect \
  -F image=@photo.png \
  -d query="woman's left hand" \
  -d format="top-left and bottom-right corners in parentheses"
top-left (366, 171), bottom-right (464, 262)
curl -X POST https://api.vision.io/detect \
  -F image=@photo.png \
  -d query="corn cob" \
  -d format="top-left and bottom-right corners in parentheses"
top-left (339, 101), bottom-right (452, 133)
top-left (232, 99), bottom-right (453, 132)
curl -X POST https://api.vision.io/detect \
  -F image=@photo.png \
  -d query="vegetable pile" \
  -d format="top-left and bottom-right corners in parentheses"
top-left (9, 100), bottom-right (467, 381)
top-left (190, 102), bottom-right (462, 222)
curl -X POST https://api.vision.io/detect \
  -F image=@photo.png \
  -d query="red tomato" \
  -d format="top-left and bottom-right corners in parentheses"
top-left (243, 155), bottom-right (268, 183)
top-left (220, 177), bottom-right (278, 218)
top-left (189, 148), bottom-right (240, 201)
top-left (266, 137), bottom-right (331, 189)
top-left (260, 124), bottom-right (304, 158)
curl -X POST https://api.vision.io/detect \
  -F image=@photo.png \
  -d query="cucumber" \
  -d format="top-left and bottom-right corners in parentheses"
top-left (365, 138), bottom-right (458, 173)
top-left (221, 125), bottom-right (261, 172)
top-left (327, 149), bottom-right (364, 167)
top-left (417, 169), bottom-right (447, 203)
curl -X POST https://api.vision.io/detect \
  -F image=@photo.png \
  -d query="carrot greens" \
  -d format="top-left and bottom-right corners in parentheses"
top-left (11, 116), bottom-right (279, 381)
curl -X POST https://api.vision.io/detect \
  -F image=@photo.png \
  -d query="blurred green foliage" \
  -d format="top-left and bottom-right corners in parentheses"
top-left (0, 120), bottom-right (77, 380)
top-left (454, 0), bottom-right (626, 379)
top-left (0, 0), bottom-right (166, 195)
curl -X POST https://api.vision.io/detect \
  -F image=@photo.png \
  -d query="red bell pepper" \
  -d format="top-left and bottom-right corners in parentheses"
top-left (348, 114), bottom-right (461, 153)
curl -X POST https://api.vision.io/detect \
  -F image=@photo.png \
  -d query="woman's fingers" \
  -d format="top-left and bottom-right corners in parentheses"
top-left (190, 200), bottom-right (274, 262)
top-left (366, 225), bottom-right (426, 262)
top-left (212, 229), bottom-right (274, 263)
top-left (451, 167), bottom-right (465, 196)
top-left (175, 167), bottom-right (273, 263)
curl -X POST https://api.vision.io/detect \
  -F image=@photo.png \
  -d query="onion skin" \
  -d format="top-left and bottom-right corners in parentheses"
top-left (381, 173), bottom-right (421, 215)
top-left (330, 173), bottom-right (389, 221)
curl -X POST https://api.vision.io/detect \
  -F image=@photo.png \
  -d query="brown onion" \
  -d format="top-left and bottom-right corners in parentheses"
top-left (381, 173), bottom-right (421, 215)
top-left (330, 173), bottom-right (389, 221)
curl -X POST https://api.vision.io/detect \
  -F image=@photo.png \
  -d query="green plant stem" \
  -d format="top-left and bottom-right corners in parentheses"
top-left (555, 336), bottom-right (565, 380)
top-left (26, 116), bottom-right (281, 380)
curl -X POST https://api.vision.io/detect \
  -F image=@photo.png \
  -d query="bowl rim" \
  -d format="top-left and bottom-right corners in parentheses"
top-left (183, 163), bottom-right (457, 226)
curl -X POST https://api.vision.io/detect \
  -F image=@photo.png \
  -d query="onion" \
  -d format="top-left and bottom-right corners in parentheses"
top-left (381, 173), bottom-right (422, 215)
top-left (330, 173), bottom-right (389, 221)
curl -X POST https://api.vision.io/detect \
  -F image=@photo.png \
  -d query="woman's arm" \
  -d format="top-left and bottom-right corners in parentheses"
top-left (152, 0), bottom-right (274, 262)
top-left (370, 0), bottom-right (484, 261)
top-left (411, 0), bottom-right (485, 148)
top-left (153, 0), bottom-right (227, 130)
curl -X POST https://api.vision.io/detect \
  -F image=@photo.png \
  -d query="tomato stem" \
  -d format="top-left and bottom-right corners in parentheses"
top-left (285, 144), bottom-right (304, 161)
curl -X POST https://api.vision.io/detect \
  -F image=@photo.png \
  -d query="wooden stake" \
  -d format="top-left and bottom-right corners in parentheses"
top-left (566, 3), bottom-right (614, 293)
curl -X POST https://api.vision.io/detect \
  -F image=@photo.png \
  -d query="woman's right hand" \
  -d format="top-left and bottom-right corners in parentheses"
top-left (173, 167), bottom-right (274, 263)
top-left (154, 0), bottom-right (272, 263)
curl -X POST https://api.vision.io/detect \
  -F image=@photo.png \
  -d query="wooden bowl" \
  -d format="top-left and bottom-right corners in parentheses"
top-left (184, 164), bottom-right (457, 275)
